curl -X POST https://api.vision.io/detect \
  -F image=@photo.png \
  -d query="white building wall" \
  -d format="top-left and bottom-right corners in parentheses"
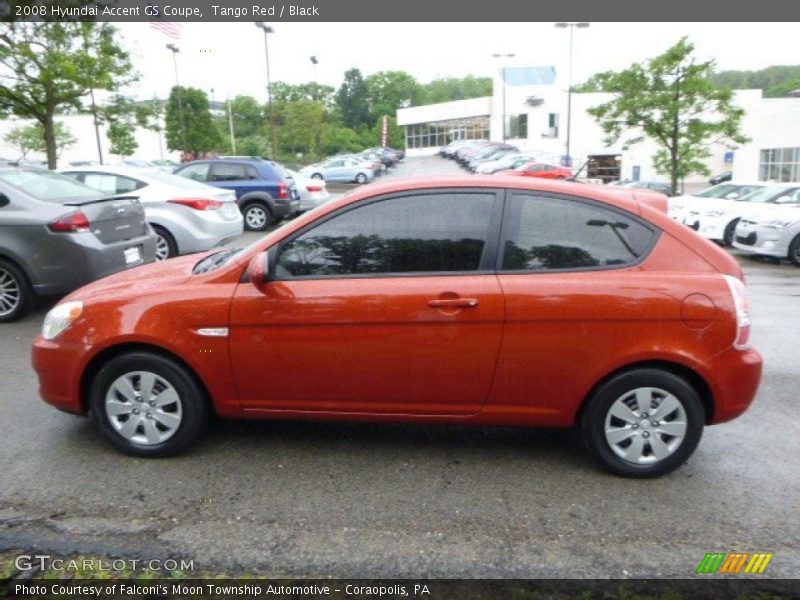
top-left (0, 114), bottom-right (177, 167)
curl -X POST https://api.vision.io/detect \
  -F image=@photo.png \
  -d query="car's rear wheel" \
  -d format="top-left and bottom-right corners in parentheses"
top-left (355, 173), bottom-right (367, 184)
top-left (0, 258), bottom-right (32, 323)
top-left (788, 234), bottom-right (800, 267)
top-left (242, 202), bottom-right (273, 231)
top-left (310, 173), bottom-right (324, 180)
top-left (89, 352), bottom-right (210, 457)
top-left (152, 225), bottom-right (178, 261)
top-left (723, 219), bottom-right (739, 247)
top-left (580, 368), bottom-right (704, 477)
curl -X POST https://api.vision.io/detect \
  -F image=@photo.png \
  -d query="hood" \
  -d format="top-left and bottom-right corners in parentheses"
top-left (64, 253), bottom-right (201, 305)
top-left (744, 203), bottom-right (800, 224)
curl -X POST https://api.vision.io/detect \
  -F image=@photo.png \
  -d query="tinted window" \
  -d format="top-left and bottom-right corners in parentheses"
top-left (80, 173), bottom-right (144, 195)
top-left (210, 163), bottom-right (249, 182)
top-left (501, 194), bottom-right (655, 271)
top-left (277, 193), bottom-right (495, 278)
top-left (176, 163), bottom-right (209, 182)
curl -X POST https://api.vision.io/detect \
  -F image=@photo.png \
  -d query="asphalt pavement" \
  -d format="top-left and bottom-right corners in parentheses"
top-left (1, 157), bottom-right (798, 578)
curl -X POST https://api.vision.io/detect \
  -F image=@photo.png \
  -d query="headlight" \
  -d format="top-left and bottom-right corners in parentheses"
top-left (42, 301), bottom-right (83, 340)
top-left (764, 219), bottom-right (797, 229)
top-left (702, 209), bottom-right (727, 217)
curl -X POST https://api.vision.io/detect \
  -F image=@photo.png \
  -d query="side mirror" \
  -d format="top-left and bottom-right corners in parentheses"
top-left (246, 250), bottom-right (276, 292)
top-left (0, 193), bottom-right (9, 208)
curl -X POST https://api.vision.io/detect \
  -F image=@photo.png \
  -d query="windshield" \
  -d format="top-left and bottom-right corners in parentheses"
top-left (739, 186), bottom-right (797, 203)
top-left (0, 169), bottom-right (103, 203)
top-left (695, 183), bottom-right (764, 199)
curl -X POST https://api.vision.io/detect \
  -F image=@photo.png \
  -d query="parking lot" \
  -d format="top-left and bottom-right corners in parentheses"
top-left (1, 156), bottom-right (799, 578)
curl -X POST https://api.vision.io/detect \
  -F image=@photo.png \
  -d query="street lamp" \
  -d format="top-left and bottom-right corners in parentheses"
top-left (166, 43), bottom-right (188, 155)
top-left (555, 22), bottom-right (590, 167)
top-left (492, 53), bottom-right (515, 142)
top-left (255, 22), bottom-right (277, 158)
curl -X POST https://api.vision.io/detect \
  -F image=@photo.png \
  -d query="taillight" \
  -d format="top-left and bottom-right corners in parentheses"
top-left (278, 181), bottom-right (289, 199)
top-left (167, 198), bottom-right (223, 211)
top-left (306, 185), bottom-right (324, 192)
top-left (723, 274), bottom-right (751, 350)
top-left (48, 211), bottom-right (90, 233)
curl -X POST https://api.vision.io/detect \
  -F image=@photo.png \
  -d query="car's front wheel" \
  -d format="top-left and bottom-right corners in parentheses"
top-left (580, 368), bottom-right (705, 477)
top-left (89, 352), bottom-right (210, 457)
top-left (310, 173), bottom-right (324, 180)
top-left (788, 234), bottom-right (800, 267)
top-left (723, 218), bottom-right (739, 247)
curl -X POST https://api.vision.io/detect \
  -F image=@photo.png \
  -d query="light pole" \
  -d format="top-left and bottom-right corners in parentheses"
top-left (255, 22), bottom-right (277, 159)
top-left (166, 43), bottom-right (188, 155)
top-left (555, 22), bottom-right (589, 167)
top-left (492, 53), bottom-right (515, 142)
top-left (310, 55), bottom-right (318, 83)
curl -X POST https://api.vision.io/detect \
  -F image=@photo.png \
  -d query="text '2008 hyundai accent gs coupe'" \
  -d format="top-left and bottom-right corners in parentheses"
top-left (32, 176), bottom-right (762, 477)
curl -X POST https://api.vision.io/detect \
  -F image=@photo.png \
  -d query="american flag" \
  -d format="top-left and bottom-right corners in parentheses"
top-left (148, 3), bottom-right (182, 40)
top-left (150, 20), bottom-right (182, 39)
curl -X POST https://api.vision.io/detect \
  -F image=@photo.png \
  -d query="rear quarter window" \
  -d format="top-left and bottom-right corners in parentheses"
top-left (501, 193), bottom-right (658, 271)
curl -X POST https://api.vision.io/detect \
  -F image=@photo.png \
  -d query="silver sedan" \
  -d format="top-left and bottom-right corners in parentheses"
top-left (60, 166), bottom-right (243, 261)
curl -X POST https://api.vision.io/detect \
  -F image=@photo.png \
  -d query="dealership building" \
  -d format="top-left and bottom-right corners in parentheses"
top-left (397, 65), bottom-right (800, 185)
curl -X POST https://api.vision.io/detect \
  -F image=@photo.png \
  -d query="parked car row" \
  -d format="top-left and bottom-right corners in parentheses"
top-left (668, 181), bottom-right (800, 265)
top-left (439, 140), bottom-right (574, 179)
top-left (299, 147), bottom-right (404, 184)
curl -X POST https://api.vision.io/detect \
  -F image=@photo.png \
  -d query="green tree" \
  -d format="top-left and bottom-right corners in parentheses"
top-left (0, 21), bottom-right (135, 168)
top-left (419, 75), bottom-right (493, 104)
top-left (365, 71), bottom-right (421, 121)
top-left (319, 124), bottom-right (361, 156)
top-left (164, 86), bottom-right (221, 155)
top-left (227, 95), bottom-right (265, 139)
top-left (3, 121), bottom-right (76, 160)
top-left (336, 68), bottom-right (371, 129)
top-left (587, 38), bottom-right (749, 194)
top-left (102, 95), bottom-right (139, 159)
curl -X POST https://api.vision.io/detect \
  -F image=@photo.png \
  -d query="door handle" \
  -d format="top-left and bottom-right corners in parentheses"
top-left (428, 298), bottom-right (479, 309)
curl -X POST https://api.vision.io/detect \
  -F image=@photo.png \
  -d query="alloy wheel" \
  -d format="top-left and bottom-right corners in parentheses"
top-left (603, 387), bottom-right (688, 465)
top-left (105, 371), bottom-right (183, 446)
top-left (245, 206), bottom-right (267, 229)
top-left (0, 267), bottom-right (21, 318)
top-left (154, 234), bottom-right (170, 261)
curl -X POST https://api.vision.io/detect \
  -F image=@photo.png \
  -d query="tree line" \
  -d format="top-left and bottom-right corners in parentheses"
top-left (0, 20), bottom-right (491, 167)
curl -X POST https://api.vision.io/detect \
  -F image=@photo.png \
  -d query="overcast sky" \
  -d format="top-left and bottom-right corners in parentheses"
top-left (115, 22), bottom-right (799, 103)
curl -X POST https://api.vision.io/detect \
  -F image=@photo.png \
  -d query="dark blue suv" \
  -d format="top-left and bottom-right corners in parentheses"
top-left (174, 158), bottom-right (300, 231)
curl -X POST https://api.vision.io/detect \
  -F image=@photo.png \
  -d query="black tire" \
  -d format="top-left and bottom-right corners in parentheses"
top-left (788, 234), bottom-right (800, 267)
top-left (310, 173), bottom-right (324, 180)
top-left (722, 218), bottom-right (739, 247)
top-left (242, 202), bottom-right (274, 231)
top-left (0, 258), bottom-right (33, 323)
top-left (580, 368), bottom-right (705, 477)
top-left (89, 352), bottom-right (211, 457)
top-left (355, 173), bottom-right (367, 184)
top-left (151, 224), bottom-right (178, 261)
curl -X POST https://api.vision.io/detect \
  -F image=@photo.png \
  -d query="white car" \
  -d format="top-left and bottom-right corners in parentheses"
top-left (286, 169), bottom-right (331, 212)
top-left (733, 200), bottom-right (800, 265)
top-left (59, 166), bottom-right (243, 261)
top-left (686, 184), bottom-right (800, 246)
top-left (667, 182), bottom-right (765, 224)
top-left (476, 154), bottom-right (535, 174)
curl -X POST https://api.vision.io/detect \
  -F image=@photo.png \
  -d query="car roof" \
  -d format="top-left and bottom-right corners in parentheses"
top-left (57, 165), bottom-right (158, 179)
top-left (326, 175), bottom-right (652, 216)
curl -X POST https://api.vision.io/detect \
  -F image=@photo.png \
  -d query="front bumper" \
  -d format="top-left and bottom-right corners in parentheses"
top-left (32, 336), bottom-right (88, 414)
top-left (732, 223), bottom-right (792, 258)
top-left (684, 213), bottom-right (728, 240)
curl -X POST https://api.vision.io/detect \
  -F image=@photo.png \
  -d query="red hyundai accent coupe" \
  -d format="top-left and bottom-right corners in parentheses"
top-left (496, 162), bottom-right (574, 179)
top-left (32, 177), bottom-right (762, 477)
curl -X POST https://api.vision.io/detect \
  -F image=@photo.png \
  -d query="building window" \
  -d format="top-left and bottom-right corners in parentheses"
top-left (543, 113), bottom-right (559, 138)
top-left (760, 147), bottom-right (800, 182)
top-left (504, 114), bottom-right (528, 140)
top-left (404, 116), bottom-right (490, 149)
